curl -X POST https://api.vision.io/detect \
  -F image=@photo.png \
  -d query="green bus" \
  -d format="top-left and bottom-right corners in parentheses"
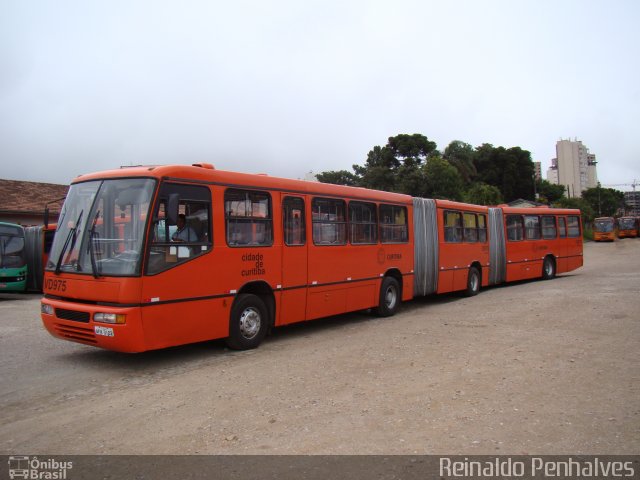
top-left (0, 222), bottom-right (27, 292)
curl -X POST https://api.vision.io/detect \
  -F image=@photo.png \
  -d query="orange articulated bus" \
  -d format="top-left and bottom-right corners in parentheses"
top-left (593, 217), bottom-right (616, 242)
top-left (617, 216), bottom-right (638, 239)
top-left (41, 164), bottom-right (583, 353)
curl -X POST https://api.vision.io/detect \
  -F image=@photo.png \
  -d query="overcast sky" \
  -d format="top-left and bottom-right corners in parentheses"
top-left (1, 0), bottom-right (639, 190)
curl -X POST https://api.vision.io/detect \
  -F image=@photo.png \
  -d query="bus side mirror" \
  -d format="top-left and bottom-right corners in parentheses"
top-left (44, 207), bottom-right (50, 229)
top-left (167, 193), bottom-right (180, 226)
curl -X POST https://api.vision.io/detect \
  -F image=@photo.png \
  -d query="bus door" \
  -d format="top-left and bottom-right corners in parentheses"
top-left (279, 195), bottom-right (308, 325)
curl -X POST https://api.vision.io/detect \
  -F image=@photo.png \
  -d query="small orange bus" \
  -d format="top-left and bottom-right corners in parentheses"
top-left (593, 217), bottom-right (616, 241)
top-left (617, 216), bottom-right (638, 239)
top-left (41, 164), bottom-right (583, 352)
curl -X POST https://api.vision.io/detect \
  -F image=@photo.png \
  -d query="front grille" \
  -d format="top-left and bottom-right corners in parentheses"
top-left (55, 308), bottom-right (90, 323)
top-left (53, 323), bottom-right (97, 344)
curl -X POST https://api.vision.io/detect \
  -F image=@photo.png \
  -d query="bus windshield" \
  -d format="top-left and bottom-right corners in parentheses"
top-left (594, 219), bottom-right (614, 232)
top-left (0, 224), bottom-right (26, 269)
top-left (618, 218), bottom-right (636, 230)
top-left (46, 178), bottom-right (156, 276)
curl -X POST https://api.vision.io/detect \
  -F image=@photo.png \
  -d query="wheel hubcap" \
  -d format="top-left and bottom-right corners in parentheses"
top-left (385, 286), bottom-right (397, 310)
top-left (239, 307), bottom-right (261, 339)
top-left (470, 274), bottom-right (479, 292)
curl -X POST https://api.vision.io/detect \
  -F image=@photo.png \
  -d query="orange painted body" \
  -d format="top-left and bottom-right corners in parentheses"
top-left (617, 217), bottom-right (638, 239)
top-left (41, 165), bottom-right (583, 353)
top-left (501, 207), bottom-right (583, 281)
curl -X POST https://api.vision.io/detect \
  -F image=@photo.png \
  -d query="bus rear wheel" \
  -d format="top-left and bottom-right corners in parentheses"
top-left (542, 256), bottom-right (556, 280)
top-left (376, 276), bottom-right (400, 317)
top-left (226, 294), bottom-right (269, 350)
top-left (464, 267), bottom-right (481, 297)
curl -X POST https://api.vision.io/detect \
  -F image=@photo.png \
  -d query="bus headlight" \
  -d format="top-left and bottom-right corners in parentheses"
top-left (41, 303), bottom-right (54, 315)
top-left (94, 312), bottom-right (126, 324)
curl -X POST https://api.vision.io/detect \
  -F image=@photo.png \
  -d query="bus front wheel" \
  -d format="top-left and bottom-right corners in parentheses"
top-left (226, 294), bottom-right (269, 350)
top-left (376, 276), bottom-right (400, 317)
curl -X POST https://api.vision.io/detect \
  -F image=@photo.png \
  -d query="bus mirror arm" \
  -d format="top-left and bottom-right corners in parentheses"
top-left (167, 194), bottom-right (180, 226)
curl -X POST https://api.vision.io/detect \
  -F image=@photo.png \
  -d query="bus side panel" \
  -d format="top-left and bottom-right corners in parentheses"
top-left (505, 241), bottom-right (542, 282)
top-left (565, 237), bottom-right (584, 273)
top-left (306, 244), bottom-right (349, 320)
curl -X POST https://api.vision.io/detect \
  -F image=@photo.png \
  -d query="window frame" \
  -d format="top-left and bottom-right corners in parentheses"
top-left (558, 217), bottom-right (567, 238)
top-left (146, 182), bottom-right (212, 275)
top-left (506, 214), bottom-right (524, 242)
top-left (349, 201), bottom-right (378, 245)
top-left (224, 189), bottom-right (273, 247)
top-left (541, 215), bottom-right (557, 239)
top-left (379, 204), bottom-right (408, 244)
top-left (312, 197), bottom-right (347, 246)
top-left (524, 215), bottom-right (541, 240)
top-left (282, 196), bottom-right (306, 247)
top-left (463, 212), bottom-right (479, 243)
top-left (444, 210), bottom-right (463, 243)
top-left (567, 215), bottom-right (581, 238)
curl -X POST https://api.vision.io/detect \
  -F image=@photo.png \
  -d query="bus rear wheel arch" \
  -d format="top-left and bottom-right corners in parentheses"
top-left (226, 293), bottom-right (269, 350)
top-left (376, 275), bottom-right (401, 317)
top-left (542, 256), bottom-right (556, 280)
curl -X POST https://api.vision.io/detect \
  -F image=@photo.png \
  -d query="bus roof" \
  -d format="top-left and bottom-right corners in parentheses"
top-left (71, 164), bottom-right (414, 205)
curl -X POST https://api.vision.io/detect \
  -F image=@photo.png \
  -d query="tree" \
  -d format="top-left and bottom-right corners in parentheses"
top-left (443, 140), bottom-right (477, 185)
top-left (536, 179), bottom-right (565, 204)
top-left (463, 182), bottom-right (503, 206)
top-left (474, 144), bottom-right (535, 202)
top-left (581, 187), bottom-right (625, 217)
top-left (352, 134), bottom-right (439, 195)
top-left (423, 155), bottom-right (464, 200)
top-left (315, 170), bottom-right (359, 186)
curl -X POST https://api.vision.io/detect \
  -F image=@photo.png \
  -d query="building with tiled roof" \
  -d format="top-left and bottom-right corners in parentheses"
top-left (0, 178), bottom-right (68, 226)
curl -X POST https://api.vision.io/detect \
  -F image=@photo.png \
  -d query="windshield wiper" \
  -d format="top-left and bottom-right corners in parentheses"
top-left (87, 210), bottom-right (101, 279)
top-left (54, 210), bottom-right (84, 275)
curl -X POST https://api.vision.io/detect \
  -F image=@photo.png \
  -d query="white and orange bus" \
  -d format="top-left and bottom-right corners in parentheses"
top-left (41, 164), bottom-right (583, 352)
top-left (617, 216), bottom-right (638, 239)
top-left (593, 217), bottom-right (617, 242)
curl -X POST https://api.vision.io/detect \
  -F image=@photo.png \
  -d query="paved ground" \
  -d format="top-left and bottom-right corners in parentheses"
top-left (0, 240), bottom-right (638, 455)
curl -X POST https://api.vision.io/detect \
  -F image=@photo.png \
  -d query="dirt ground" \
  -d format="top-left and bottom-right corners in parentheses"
top-left (0, 240), bottom-right (638, 455)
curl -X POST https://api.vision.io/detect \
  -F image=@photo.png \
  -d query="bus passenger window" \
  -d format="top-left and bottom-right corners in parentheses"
top-left (463, 213), bottom-right (478, 242)
top-left (349, 202), bottom-right (377, 244)
top-left (478, 214), bottom-right (487, 243)
top-left (283, 197), bottom-right (305, 246)
top-left (312, 198), bottom-right (346, 245)
top-left (524, 215), bottom-right (541, 240)
top-left (225, 189), bottom-right (273, 246)
top-left (444, 211), bottom-right (462, 243)
top-left (542, 216), bottom-right (557, 239)
top-left (567, 216), bottom-right (581, 237)
top-left (506, 215), bottom-right (524, 241)
top-left (558, 217), bottom-right (567, 238)
top-left (379, 205), bottom-right (408, 244)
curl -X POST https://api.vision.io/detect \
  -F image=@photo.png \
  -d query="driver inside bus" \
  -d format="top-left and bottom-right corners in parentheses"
top-left (171, 214), bottom-right (197, 243)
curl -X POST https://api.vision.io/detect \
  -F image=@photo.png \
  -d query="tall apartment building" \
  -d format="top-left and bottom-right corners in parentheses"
top-left (546, 138), bottom-right (598, 197)
top-left (625, 191), bottom-right (640, 216)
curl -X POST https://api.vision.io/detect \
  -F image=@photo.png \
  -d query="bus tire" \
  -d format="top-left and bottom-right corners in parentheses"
top-left (226, 294), bottom-right (269, 350)
top-left (542, 256), bottom-right (556, 280)
top-left (464, 266), bottom-right (481, 297)
top-left (376, 276), bottom-right (400, 317)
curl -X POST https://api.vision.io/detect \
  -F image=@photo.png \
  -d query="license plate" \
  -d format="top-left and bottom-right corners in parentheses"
top-left (94, 326), bottom-right (114, 337)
